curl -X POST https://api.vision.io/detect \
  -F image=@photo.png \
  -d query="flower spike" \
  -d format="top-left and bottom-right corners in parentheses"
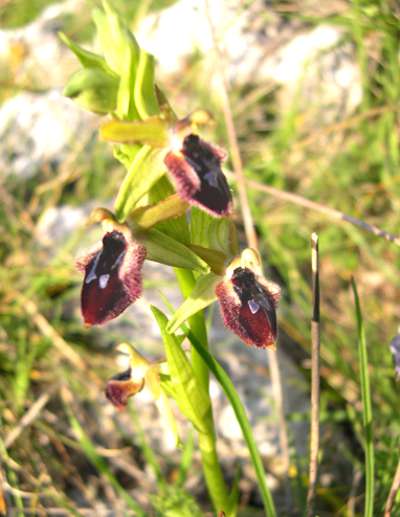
top-left (216, 249), bottom-right (281, 349)
top-left (76, 212), bottom-right (146, 325)
top-left (164, 133), bottom-right (232, 217)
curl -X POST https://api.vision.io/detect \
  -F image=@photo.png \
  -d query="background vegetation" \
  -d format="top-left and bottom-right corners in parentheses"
top-left (0, 0), bottom-right (399, 515)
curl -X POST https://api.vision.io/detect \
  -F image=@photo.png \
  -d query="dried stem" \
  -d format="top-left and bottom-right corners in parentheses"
top-left (384, 457), bottom-right (400, 516)
top-left (307, 233), bottom-right (321, 516)
top-left (228, 175), bottom-right (400, 247)
top-left (15, 293), bottom-right (86, 370)
top-left (204, 0), bottom-right (291, 495)
top-left (204, 1), bottom-right (257, 251)
top-left (4, 389), bottom-right (56, 449)
top-left (0, 466), bottom-right (6, 516)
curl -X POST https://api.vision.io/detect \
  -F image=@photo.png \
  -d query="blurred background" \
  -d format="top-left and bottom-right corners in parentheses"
top-left (0, 0), bottom-right (399, 515)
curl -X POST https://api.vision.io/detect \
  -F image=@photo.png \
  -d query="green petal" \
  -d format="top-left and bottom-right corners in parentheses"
top-left (137, 228), bottom-right (210, 273)
top-left (151, 306), bottom-right (211, 434)
top-left (100, 117), bottom-right (169, 148)
top-left (167, 273), bottom-right (220, 334)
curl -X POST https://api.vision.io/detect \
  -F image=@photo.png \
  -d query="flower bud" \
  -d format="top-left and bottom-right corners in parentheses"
top-left (63, 68), bottom-right (118, 114)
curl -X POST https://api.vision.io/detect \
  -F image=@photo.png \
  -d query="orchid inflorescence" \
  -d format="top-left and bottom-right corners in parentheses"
top-left (63, 2), bottom-right (280, 415)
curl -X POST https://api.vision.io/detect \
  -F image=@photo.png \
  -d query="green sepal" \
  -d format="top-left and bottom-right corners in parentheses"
top-left (114, 146), bottom-right (166, 222)
top-left (167, 272), bottom-right (220, 334)
top-left (151, 306), bottom-right (211, 435)
top-left (100, 117), bottom-right (169, 148)
top-left (63, 68), bottom-right (118, 114)
top-left (190, 207), bottom-right (238, 259)
top-left (136, 228), bottom-right (210, 272)
top-left (58, 32), bottom-right (113, 74)
top-left (187, 244), bottom-right (226, 275)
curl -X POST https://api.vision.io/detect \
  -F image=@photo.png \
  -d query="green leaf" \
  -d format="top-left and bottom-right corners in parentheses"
top-left (167, 273), bottom-right (220, 334)
top-left (134, 49), bottom-right (160, 119)
top-left (114, 146), bottom-right (166, 221)
top-left (59, 32), bottom-right (113, 73)
top-left (190, 207), bottom-right (238, 258)
top-left (151, 306), bottom-right (211, 434)
top-left (92, 2), bottom-right (139, 77)
top-left (63, 68), bottom-right (118, 114)
top-left (351, 278), bottom-right (374, 517)
top-left (116, 42), bottom-right (141, 119)
top-left (138, 228), bottom-right (210, 273)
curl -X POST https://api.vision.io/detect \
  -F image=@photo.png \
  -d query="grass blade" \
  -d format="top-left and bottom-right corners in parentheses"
top-left (351, 277), bottom-right (374, 517)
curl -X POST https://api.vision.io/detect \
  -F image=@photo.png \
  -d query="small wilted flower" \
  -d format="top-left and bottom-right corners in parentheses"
top-left (105, 344), bottom-right (179, 447)
top-left (216, 249), bottom-right (280, 349)
top-left (164, 133), bottom-right (232, 217)
top-left (105, 368), bottom-right (145, 410)
top-left (76, 213), bottom-right (146, 325)
top-left (389, 333), bottom-right (400, 381)
top-left (106, 344), bottom-right (160, 410)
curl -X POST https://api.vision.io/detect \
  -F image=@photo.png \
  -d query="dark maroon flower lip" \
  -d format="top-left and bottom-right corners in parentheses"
top-left (216, 266), bottom-right (280, 349)
top-left (164, 133), bottom-right (232, 217)
top-left (105, 368), bottom-right (144, 410)
top-left (76, 229), bottom-right (146, 326)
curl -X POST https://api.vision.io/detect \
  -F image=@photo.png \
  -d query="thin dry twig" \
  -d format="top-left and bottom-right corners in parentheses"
top-left (227, 174), bottom-right (400, 247)
top-left (203, 0), bottom-right (291, 499)
top-left (384, 457), bottom-right (400, 516)
top-left (294, 105), bottom-right (394, 151)
top-left (204, 1), bottom-right (258, 251)
top-left (307, 233), bottom-right (321, 516)
top-left (14, 292), bottom-right (86, 371)
top-left (4, 390), bottom-right (55, 449)
top-left (347, 469), bottom-right (363, 517)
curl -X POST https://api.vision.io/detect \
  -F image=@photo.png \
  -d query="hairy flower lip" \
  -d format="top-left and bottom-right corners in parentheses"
top-left (216, 264), bottom-right (280, 349)
top-left (105, 368), bottom-right (145, 410)
top-left (164, 133), bottom-right (232, 217)
top-left (76, 227), bottom-right (146, 326)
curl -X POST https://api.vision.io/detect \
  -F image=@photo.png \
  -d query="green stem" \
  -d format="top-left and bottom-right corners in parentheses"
top-left (174, 268), bottom-right (232, 515)
top-left (175, 268), bottom-right (208, 392)
top-left (186, 330), bottom-right (277, 517)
